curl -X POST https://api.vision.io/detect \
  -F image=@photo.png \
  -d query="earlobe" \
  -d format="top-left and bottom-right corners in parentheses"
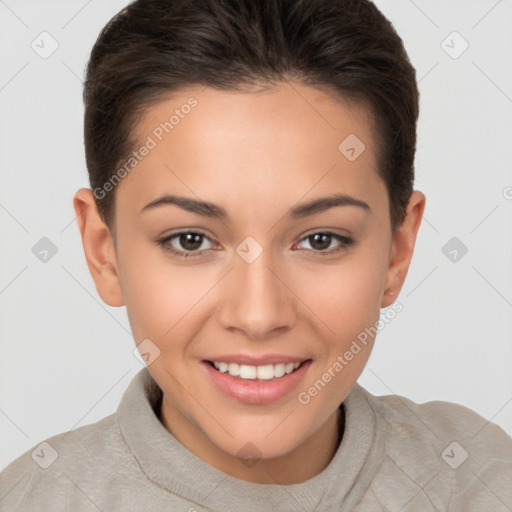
top-left (73, 188), bottom-right (125, 307)
top-left (381, 190), bottom-right (426, 308)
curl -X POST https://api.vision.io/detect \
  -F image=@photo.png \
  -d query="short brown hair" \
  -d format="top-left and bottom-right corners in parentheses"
top-left (84, 0), bottom-right (419, 231)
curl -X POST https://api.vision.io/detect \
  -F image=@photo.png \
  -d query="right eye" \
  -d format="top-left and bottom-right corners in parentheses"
top-left (157, 230), bottom-right (216, 259)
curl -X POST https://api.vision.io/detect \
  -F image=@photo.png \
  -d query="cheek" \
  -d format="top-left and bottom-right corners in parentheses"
top-left (119, 250), bottom-right (218, 342)
top-left (295, 248), bottom-right (388, 338)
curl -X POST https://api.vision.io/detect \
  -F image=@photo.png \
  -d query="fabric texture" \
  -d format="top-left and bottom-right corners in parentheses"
top-left (1, 367), bottom-right (511, 511)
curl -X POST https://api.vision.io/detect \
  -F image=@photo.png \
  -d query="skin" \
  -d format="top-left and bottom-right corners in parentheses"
top-left (73, 81), bottom-right (425, 484)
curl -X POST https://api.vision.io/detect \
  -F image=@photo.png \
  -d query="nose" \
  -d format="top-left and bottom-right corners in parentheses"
top-left (217, 248), bottom-right (297, 339)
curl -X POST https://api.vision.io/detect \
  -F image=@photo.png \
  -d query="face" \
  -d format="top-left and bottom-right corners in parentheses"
top-left (75, 81), bottom-right (425, 479)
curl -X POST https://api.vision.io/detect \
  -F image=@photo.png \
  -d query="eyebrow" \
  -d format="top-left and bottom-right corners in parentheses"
top-left (141, 193), bottom-right (371, 220)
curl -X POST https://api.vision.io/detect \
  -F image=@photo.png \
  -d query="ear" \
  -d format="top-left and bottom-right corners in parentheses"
top-left (381, 190), bottom-right (426, 308)
top-left (73, 188), bottom-right (125, 307)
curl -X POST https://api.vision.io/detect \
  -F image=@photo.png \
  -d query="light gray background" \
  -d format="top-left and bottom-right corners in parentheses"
top-left (1, 0), bottom-right (511, 472)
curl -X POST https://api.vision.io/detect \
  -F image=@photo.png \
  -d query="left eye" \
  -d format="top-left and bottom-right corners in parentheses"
top-left (296, 232), bottom-right (352, 253)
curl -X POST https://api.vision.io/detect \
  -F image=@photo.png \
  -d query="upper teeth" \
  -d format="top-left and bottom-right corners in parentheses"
top-left (212, 361), bottom-right (301, 380)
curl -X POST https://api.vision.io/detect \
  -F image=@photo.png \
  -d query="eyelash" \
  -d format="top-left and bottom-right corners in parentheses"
top-left (156, 230), bottom-right (354, 259)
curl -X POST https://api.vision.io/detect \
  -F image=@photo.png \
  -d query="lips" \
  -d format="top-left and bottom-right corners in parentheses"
top-left (201, 357), bottom-right (312, 404)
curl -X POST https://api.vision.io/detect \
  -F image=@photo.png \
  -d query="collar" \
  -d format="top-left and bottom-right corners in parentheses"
top-left (117, 368), bottom-right (377, 512)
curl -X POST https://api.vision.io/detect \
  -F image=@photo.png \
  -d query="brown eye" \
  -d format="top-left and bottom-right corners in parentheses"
top-left (157, 231), bottom-right (215, 258)
top-left (179, 233), bottom-right (204, 251)
top-left (296, 232), bottom-right (354, 255)
top-left (308, 233), bottom-right (333, 251)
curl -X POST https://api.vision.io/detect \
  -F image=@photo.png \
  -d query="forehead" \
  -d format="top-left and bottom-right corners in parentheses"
top-left (136, 81), bottom-right (376, 159)
top-left (116, 82), bottom-right (385, 218)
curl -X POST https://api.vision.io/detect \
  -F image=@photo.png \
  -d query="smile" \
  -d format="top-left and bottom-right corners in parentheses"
top-left (202, 359), bottom-right (313, 404)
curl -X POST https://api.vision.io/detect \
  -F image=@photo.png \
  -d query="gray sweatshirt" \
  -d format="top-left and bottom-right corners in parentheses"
top-left (1, 368), bottom-right (511, 511)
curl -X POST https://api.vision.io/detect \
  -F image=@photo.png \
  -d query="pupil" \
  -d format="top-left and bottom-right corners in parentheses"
top-left (181, 233), bottom-right (202, 250)
top-left (311, 233), bottom-right (331, 250)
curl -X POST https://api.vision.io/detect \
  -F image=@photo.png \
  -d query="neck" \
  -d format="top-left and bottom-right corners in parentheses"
top-left (160, 400), bottom-right (344, 484)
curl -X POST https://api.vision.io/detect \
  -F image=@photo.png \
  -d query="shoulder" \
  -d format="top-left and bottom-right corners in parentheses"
top-left (354, 385), bottom-right (512, 509)
top-left (362, 386), bottom-right (512, 446)
top-left (0, 412), bottom-right (135, 511)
